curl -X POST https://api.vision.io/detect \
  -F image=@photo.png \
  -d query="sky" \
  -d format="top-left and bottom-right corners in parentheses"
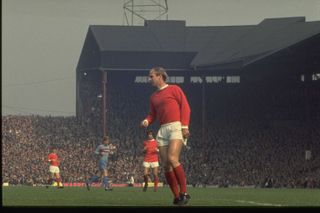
top-left (2, 0), bottom-right (320, 116)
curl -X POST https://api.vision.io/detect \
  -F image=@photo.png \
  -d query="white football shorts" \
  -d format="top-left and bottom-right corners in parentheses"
top-left (49, 166), bottom-right (60, 174)
top-left (156, 121), bottom-right (188, 146)
top-left (143, 161), bottom-right (159, 168)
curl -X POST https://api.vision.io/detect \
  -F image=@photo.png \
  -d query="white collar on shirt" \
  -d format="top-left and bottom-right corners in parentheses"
top-left (158, 84), bottom-right (169, 90)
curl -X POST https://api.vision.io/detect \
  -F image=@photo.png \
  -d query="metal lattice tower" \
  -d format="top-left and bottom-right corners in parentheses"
top-left (123, 0), bottom-right (168, 26)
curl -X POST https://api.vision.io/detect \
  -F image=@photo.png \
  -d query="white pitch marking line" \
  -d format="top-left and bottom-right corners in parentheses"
top-left (234, 199), bottom-right (283, 206)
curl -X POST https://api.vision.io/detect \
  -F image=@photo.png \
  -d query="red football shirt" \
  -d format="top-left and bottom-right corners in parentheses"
top-left (143, 139), bottom-right (158, 162)
top-left (48, 153), bottom-right (59, 166)
top-left (146, 85), bottom-right (190, 126)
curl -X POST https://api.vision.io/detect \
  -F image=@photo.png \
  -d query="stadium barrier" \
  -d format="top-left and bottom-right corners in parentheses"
top-left (2, 182), bottom-right (164, 187)
top-left (60, 182), bottom-right (154, 187)
top-left (142, 182), bottom-right (164, 187)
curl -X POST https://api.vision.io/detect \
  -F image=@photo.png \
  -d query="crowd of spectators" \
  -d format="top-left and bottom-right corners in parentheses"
top-left (2, 75), bottom-right (320, 188)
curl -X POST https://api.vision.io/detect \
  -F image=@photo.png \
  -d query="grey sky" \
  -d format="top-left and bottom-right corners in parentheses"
top-left (2, 0), bottom-right (320, 116)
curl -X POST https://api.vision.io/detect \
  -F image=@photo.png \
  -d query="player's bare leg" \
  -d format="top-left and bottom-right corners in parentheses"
top-left (46, 173), bottom-right (55, 188)
top-left (152, 167), bottom-right (159, 192)
top-left (86, 170), bottom-right (100, 190)
top-left (103, 169), bottom-right (112, 191)
top-left (55, 173), bottom-right (63, 188)
top-left (143, 167), bottom-right (150, 192)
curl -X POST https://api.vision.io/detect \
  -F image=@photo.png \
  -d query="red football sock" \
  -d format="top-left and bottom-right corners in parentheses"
top-left (173, 164), bottom-right (187, 194)
top-left (56, 177), bottom-right (62, 187)
top-left (154, 176), bottom-right (159, 189)
top-left (143, 175), bottom-right (149, 185)
top-left (165, 171), bottom-right (180, 198)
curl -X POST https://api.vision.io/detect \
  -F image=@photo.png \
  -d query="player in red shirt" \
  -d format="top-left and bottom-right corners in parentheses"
top-left (47, 147), bottom-right (63, 188)
top-left (142, 130), bottom-right (159, 192)
top-left (140, 67), bottom-right (191, 205)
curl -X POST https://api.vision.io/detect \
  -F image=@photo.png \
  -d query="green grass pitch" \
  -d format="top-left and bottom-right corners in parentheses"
top-left (2, 186), bottom-right (320, 207)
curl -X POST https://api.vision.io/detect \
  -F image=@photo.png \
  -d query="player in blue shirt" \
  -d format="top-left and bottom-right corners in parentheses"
top-left (86, 136), bottom-right (116, 191)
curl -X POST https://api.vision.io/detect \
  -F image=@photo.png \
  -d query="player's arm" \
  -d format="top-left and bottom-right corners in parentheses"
top-left (94, 145), bottom-right (101, 155)
top-left (108, 143), bottom-right (116, 155)
top-left (182, 128), bottom-right (190, 140)
top-left (111, 143), bottom-right (117, 150)
top-left (141, 99), bottom-right (156, 128)
top-left (50, 158), bottom-right (59, 164)
top-left (174, 86), bottom-right (191, 139)
top-left (143, 146), bottom-right (147, 154)
top-left (176, 86), bottom-right (191, 128)
top-left (47, 157), bottom-right (51, 165)
top-left (48, 155), bottom-right (57, 163)
top-left (142, 141), bottom-right (147, 154)
top-left (153, 147), bottom-right (159, 154)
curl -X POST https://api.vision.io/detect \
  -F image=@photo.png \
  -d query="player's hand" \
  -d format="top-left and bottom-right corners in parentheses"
top-left (140, 120), bottom-right (149, 128)
top-left (182, 129), bottom-right (190, 139)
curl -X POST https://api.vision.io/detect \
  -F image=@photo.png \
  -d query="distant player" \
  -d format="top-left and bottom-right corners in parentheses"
top-left (86, 136), bottom-right (116, 191)
top-left (47, 147), bottom-right (63, 188)
top-left (142, 130), bottom-right (159, 192)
